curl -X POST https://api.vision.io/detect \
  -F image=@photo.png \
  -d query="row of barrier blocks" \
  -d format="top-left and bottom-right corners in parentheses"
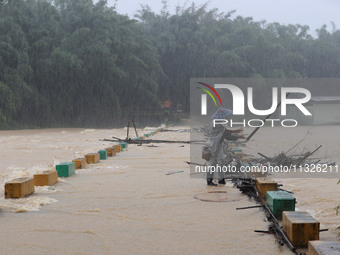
top-left (141, 128), bottom-right (162, 139)
top-left (135, 128), bottom-right (164, 140)
top-left (4, 143), bottom-right (126, 199)
top-left (256, 178), bottom-right (321, 248)
top-left (4, 170), bottom-right (60, 198)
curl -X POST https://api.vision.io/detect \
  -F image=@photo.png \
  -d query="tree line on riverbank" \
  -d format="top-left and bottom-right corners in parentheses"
top-left (0, 0), bottom-right (339, 128)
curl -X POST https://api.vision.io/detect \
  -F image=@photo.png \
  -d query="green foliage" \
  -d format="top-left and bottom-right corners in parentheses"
top-left (0, 0), bottom-right (164, 128)
top-left (136, 4), bottom-right (340, 111)
top-left (0, 0), bottom-right (340, 128)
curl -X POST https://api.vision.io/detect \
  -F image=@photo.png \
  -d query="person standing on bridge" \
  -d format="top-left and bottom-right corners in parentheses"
top-left (204, 107), bottom-right (245, 186)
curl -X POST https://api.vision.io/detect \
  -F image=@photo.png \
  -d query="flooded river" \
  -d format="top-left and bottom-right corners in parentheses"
top-left (0, 126), bottom-right (339, 254)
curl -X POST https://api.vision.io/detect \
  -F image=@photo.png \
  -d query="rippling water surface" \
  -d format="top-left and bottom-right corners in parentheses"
top-left (0, 126), bottom-right (339, 254)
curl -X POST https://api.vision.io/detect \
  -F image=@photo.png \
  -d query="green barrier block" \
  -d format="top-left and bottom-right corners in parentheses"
top-left (120, 142), bottom-right (128, 149)
top-left (98, 150), bottom-right (107, 160)
top-left (133, 137), bottom-right (141, 141)
top-left (56, 162), bottom-right (76, 178)
top-left (144, 134), bottom-right (149, 138)
top-left (266, 191), bottom-right (295, 220)
top-left (232, 148), bottom-right (242, 152)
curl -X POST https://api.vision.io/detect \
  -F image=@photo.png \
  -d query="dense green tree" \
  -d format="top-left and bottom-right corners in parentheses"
top-left (0, 0), bottom-right (339, 128)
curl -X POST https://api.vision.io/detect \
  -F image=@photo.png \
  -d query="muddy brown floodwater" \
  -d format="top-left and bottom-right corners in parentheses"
top-left (0, 125), bottom-right (339, 254)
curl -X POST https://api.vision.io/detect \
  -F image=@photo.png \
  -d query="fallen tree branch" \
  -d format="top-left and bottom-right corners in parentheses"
top-left (101, 138), bottom-right (204, 144)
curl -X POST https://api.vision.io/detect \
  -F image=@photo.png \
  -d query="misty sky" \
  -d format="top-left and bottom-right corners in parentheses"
top-left (108, 0), bottom-right (340, 33)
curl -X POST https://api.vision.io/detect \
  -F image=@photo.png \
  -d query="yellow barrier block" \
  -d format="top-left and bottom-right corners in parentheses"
top-left (114, 145), bottom-right (121, 153)
top-left (34, 170), bottom-right (58, 186)
top-left (85, 153), bottom-right (100, 164)
top-left (105, 147), bottom-right (116, 157)
top-left (234, 152), bottom-right (247, 157)
top-left (5, 178), bottom-right (35, 199)
top-left (72, 158), bottom-right (87, 169)
top-left (255, 178), bottom-right (278, 199)
top-left (308, 241), bottom-right (340, 255)
top-left (283, 211), bottom-right (319, 247)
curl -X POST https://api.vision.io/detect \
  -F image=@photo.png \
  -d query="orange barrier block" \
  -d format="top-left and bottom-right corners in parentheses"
top-left (5, 178), bottom-right (34, 199)
top-left (34, 170), bottom-right (58, 186)
top-left (85, 153), bottom-right (100, 164)
top-left (105, 147), bottom-right (116, 157)
top-left (283, 211), bottom-right (319, 247)
top-left (114, 145), bottom-right (121, 153)
top-left (255, 178), bottom-right (278, 199)
top-left (72, 158), bottom-right (87, 169)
